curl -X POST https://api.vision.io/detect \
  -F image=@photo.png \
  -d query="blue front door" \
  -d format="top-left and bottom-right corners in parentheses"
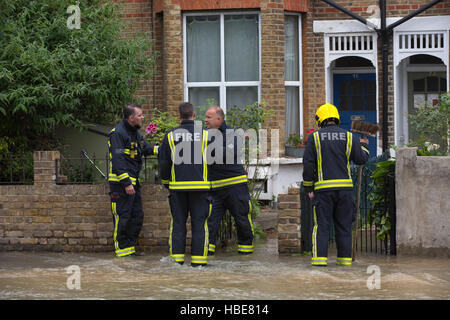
top-left (333, 73), bottom-right (377, 157)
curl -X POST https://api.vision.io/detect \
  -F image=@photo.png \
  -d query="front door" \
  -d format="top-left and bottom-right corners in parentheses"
top-left (333, 73), bottom-right (377, 157)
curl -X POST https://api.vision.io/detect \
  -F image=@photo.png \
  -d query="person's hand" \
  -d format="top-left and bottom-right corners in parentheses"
top-left (308, 192), bottom-right (315, 201)
top-left (360, 137), bottom-right (369, 145)
top-left (125, 184), bottom-right (135, 195)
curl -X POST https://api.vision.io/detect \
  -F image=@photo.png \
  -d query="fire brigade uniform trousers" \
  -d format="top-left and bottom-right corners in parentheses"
top-left (168, 191), bottom-right (211, 266)
top-left (207, 184), bottom-right (254, 255)
top-left (312, 189), bottom-right (354, 266)
top-left (109, 183), bottom-right (143, 257)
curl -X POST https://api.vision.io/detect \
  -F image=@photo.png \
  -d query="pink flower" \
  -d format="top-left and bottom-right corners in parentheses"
top-left (145, 122), bottom-right (158, 135)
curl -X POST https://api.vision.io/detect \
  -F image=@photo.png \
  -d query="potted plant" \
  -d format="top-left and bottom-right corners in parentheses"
top-left (285, 129), bottom-right (314, 158)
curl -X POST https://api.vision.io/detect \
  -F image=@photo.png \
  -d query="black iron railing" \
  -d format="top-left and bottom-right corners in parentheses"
top-left (55, 152), bottom-right (159, 185)
top-left (0, 155), bottom-right (34, 185)
top-left (300, 153), bottom-right (397, 255)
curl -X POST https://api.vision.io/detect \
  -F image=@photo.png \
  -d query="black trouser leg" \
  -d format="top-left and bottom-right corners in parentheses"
top-left (188, 191), bottom-right (211, 266)
top-left (311, 191), bottom-right (333, 266)
top-left (168, 192), bottom-right (188, 264)
top-left (110, 184), bottom-right (136, 257)
top-left (128, 187), bottom-right (143, 246)
top-left (207, 192), bottom-right (226, 255)
top-left (224, 184), bottom-right (254, 254)
top-left (333, 190), bottom-right (354, 266)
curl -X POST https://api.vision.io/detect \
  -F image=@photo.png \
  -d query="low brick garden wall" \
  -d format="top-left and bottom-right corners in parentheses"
top-left (277, 188), bottom-right (301, 254)
top-left (0, 151), bottom-right (170, 252)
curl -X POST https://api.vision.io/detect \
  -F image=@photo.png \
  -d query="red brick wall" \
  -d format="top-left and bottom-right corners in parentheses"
top-left (122, 0), bottom-right (449, 149)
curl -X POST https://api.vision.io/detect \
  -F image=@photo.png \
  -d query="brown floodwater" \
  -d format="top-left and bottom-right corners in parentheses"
top-left (1, 239), bottom-right (449, 300)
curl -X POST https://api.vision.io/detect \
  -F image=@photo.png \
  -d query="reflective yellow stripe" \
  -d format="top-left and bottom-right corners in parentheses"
top-left (153, 145), bottom-right (159, 155)
top-left (312, 205), bottom-right (318, 258)
top-left (169, 204), bottom-right (173, 257)
top-left (312, 257), bottom-right (328, 265)
top-left (361, 146), bottom-right (369, 155)
top-left (337, 257), bottom-right (352, 266)
top-left (169, 184), bottom-right (211, 190)
top-left (204, 202), bottom-right (212, 257)
top-left (116, 247), bottom-right (136, 257)
top-left (346, 132), bottom-right (352, 179)
top-left (169, 181), bottom-right (211, 190)
top-left (303, 180), bottom-right (314, 187)
top-left (171, 254), bottom-right (185, 262)
top-left (202, 130), bottom-right (208, 182)
top-left (313, 132), bottom-right (323, 181)
top-left (161, 179), bottom-right (170, 185)
top-left (211, 175), bottom-right (248, 188)
top-left (238, 244), bottom-right (254, 252)
top-left (108, 173), bottom-right (136, 185)
top-left (191, 255), bottom-right (207, 264)
top-left (208, 244), bottom-right (216, 252)
top-left (168, 132), bottom-right (176, 182)
top-left (248, 200), bottom-right (254, 237)
top-left (112, 202), bottom-right (119, 251)
top-left (314, 179), bottom-right (353, 190)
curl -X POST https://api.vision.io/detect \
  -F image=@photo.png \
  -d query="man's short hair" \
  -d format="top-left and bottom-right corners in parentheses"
top-left (123, 104), bottom-right (142, 119)
top-left (179, 102), bottom-right (194, 119)
top-left (208, 105), bottom-right (224, 120)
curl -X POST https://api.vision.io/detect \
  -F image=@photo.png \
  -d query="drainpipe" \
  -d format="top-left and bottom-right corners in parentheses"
top-left (380, 0), bottom-right (389, 152)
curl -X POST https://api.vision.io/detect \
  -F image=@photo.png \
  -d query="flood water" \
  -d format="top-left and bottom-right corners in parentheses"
top-left (1, 238), bottom-right (449, 300)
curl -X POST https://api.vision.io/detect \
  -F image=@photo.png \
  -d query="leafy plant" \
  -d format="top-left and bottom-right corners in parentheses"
top-left (286, 129), bottom-right (314, 147)
top-left (0, 0), bottom-right (156, 148)
top-left (367, 160), bottom-right (396, 240)
top-left (144, 108), bottom-right (179, 146)
top-left (408, 92), bottom-right (449, 155)
top-left (0, 136), bottom-right (33, 184)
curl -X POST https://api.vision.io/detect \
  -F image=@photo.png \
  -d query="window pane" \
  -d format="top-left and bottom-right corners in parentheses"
top-left (225, 15), bottom-right (259, 81)
top-left (187, 16), bottom-right (220, 82)
top-left (285, 15), bottom-right (299, 81)
top-left (285, 86), bottom-right (300, 142)
top-left (189, 87), bottom-right (220, 118)
top-left (413, 78), bottom-right (425, 92)
top-left (226, 86), bottom-right (258, 110)
top-left (440, 77), bottom-right (447, 93)
top-left (427, 76), bottom-right (439, 92)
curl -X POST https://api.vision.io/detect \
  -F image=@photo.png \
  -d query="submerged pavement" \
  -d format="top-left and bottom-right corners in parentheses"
top-left (1, 238), bottom-right (449, 300)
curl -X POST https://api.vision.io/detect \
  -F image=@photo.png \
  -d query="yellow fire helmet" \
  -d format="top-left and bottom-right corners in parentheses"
top-left (315, 103), bottom-right (340, 128)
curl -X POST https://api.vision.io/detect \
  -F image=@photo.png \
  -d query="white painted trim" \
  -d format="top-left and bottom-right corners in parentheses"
top-left (390, 17), bottom-right (449, 147)
top-left (332, 67), bottom-right (375, 74)
top-left (314, 16), bottom-right (450, 34)
top-left (284, 13), bottom-right (304, 136)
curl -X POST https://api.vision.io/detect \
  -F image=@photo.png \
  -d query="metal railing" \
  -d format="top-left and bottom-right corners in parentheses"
top-left (300, 153), bottom-right (397, 255)
top-left (0, 155), bottom-right (34, 185)
top-left (55, 152), bottom-right (160, 185)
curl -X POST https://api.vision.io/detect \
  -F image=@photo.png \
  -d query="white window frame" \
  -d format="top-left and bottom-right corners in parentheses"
top-left (284, 12), bottom-right (304, 137)
top-left (183, 11), bottom-right (261, 113)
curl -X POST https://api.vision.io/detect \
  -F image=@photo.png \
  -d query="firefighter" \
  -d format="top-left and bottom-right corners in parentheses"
top-left (205, 106), bottom-right (254, 256)
top-left (108, 104), bottom-right (159, 258)
top-left (158, 102), bottom-right (211, 267)
top-left (302, 103), bottom-right (369, 267)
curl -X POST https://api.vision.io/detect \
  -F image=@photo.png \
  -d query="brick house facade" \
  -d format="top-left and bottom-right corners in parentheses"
top-left (121, 0), bottom-right (449, 196)
top-left (124, 0), bottom-right (449, 152)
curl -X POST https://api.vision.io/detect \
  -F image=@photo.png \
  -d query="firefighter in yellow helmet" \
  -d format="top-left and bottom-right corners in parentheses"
top-left (302, 103), bottom-right (369, 267)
